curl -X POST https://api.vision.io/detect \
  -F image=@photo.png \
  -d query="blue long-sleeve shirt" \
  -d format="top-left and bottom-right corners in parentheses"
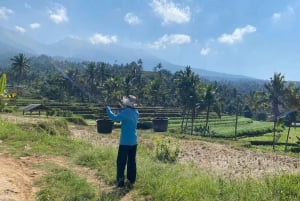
top-left (106, 106), bottom-right (139, 145)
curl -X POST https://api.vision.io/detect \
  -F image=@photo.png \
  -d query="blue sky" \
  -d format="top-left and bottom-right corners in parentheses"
top-left (0, 0), bottom-right (300, 81)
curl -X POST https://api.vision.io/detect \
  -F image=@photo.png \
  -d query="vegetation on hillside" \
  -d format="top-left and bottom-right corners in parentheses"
top-left (1, 53), bottom-right (300, 149)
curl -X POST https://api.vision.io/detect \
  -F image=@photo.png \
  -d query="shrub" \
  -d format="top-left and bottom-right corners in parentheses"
top-left (154, 137), bottom-right (180, 163)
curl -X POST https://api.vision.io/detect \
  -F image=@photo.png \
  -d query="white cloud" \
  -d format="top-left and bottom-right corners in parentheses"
top-left (30, 23), bottom-right (41, 29)
top-left (15, 26), bottom-right (26, 33)
top-left (200, 48), bottom-right (211, 56)
top-left (89, 33), bottom-right (118, 45)
top-left (48, 5), bottom-right (68, 24)
top-left (0, 6), bottom-right (14, 19)
top-left (272, 13), bottom-right (281, 23)
top-left (150, 0), bottom-right (191, 24)
top-left (272, 6), bottom-right (295, 23)
top-left (150, 34), bottom-right (191, 49)
top-left (124, 12), bottom-right (142, 25)
top-left (218, 25), bottom-right (256, 44)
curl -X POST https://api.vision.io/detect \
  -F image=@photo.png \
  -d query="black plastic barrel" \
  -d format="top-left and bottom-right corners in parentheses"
top-left (96, 119), bottom-right (114, 134)
top-left (152, 117), bottom-right (169, 132)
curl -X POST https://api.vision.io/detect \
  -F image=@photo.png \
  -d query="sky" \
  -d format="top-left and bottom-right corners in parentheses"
top-left (0, 0), bottom-right (300, 81)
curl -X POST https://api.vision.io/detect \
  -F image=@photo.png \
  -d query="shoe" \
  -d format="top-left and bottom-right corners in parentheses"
top-left (117, 180), bottom-right (124, 187)
top-left (128, 180), bottom-right (135, 185)
top-left (125, 181), bottom-right (134, 189)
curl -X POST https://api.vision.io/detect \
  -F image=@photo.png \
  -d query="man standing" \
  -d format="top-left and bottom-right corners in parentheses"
top-left (106, 95), bottom-right (139, 187)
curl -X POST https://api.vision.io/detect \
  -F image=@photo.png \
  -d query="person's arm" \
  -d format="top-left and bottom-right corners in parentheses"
top-left (106, 106), bottom-right (125, 121)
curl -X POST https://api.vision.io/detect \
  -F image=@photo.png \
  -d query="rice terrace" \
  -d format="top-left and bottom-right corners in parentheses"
top-left (1, 55), bottom-right (300, 201)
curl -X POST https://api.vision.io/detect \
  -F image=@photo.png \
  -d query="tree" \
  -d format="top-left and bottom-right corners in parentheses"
top-left (85, 62), bottom-right (97, 92)
top-left (174, 66), bottom-right (202, 134)
top-left (284, 111), bottom-right (298, 152)
top-left (263, 73), bottom-right (290, 150)
top-left (199, 84), bottom-right (220, 136)
top-left (245, 91), bottom-right (260, 118)
top-left (103, 75), bottom-right (123, 104)
top-left (233, 89), bottom-right (242, 140)
top-left (10, 53), bottom-right (30, 85)
top-left (284, 85), bottom-right (300, 152)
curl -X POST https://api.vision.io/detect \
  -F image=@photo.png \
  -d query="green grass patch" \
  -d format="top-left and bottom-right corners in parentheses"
top-left (1, 118), bottom-right (300, 201)
top-left (74, 147), bottom-right (116, 183)
top-left (36, 164), bottom-right (97, 201)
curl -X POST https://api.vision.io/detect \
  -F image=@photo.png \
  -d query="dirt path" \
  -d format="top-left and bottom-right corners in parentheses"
top-left (0, 152), bottom-right (117, 201)
top-left (0, 115), bottom-right (135, 201)
top-left (0, 153), bottom-right (39, 201)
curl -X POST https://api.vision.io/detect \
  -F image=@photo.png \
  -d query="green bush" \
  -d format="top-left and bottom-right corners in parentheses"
top-left (154, 137), bottom-right (180, 163)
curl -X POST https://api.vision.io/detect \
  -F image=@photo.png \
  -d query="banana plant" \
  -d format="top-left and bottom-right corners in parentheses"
top-left (0, 73), bottom-right (7, 111)
top-left (0, 73), bottom-right (16, 112)
top-left (0, 73), bottom-right (6, 95)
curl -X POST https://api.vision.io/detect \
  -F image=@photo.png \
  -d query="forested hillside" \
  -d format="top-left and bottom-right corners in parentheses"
top-left (1, 53), bottom-right (299, 123)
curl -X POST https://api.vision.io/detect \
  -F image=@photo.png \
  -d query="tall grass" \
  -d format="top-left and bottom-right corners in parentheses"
top-left (0, 119), bottom-right (300, 201)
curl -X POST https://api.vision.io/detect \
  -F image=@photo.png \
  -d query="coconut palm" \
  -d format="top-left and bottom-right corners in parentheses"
top-left (174, 66), bottom-right (202, 134)
top-left (284, 85), bottom-right (300, 151)
top-left (10, 53), bottom-right (30, 85)
top-left (85, 62), bottom-right (97, 92)
top-left (200, 84), bottom-right (221, 136)
top-left (263, 73), bottom-right (290, 150)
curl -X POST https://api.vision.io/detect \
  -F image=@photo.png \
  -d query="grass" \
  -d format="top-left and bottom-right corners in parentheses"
top-left (36, 164), bottom-right (97, 201)
top-left (0, 117), bottom-right (300, 200)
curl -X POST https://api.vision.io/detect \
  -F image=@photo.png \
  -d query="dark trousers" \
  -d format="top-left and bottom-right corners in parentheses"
top-left (117, 145), bottom-right (137, 183)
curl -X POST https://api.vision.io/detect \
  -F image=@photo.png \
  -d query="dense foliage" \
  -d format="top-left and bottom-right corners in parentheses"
top-left (1, 54), bottom-right (300, 138)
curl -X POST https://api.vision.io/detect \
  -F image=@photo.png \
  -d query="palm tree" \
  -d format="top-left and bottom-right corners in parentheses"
top-left (284, 111), bottom-right (298, 152)
top-left (263, 73), bottom-right (289, 150)
top-left (85, 62), bottom-right (97, 92)
top-left (10, 53), bottom-right (30, 85)
top-left (174, 66), bottom-right (202, 134)
top-left (234, 89), bottom-right (241, 140)
top-left (200, 84), bottom-right (220, 136)
top-left (284, 85), bottom-right (300, 152)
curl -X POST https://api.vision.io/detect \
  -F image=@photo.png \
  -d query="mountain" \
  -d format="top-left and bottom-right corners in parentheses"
top-left (0, 26), bottom-right (46, 55)
top-left (0, 26), bottom-right (254, 81)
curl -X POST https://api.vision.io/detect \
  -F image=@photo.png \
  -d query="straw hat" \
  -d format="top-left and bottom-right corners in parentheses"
top-left (121, 95), bottom-right (137, 108)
